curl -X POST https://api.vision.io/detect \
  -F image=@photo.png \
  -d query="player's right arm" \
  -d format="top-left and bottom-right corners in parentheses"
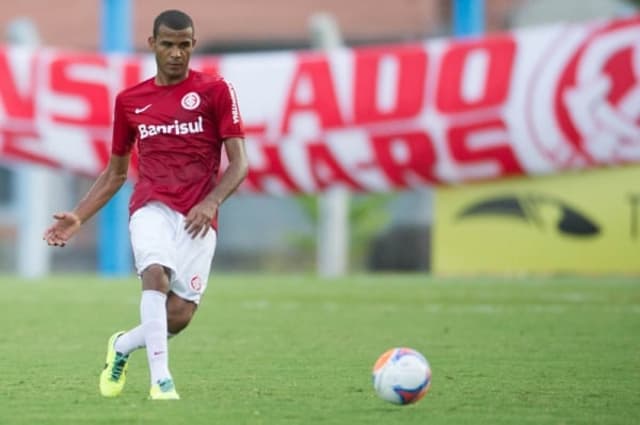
top-left (43, 153), bottom-right (130, 247)
top-left (44, 93), bottom-right (134, 247)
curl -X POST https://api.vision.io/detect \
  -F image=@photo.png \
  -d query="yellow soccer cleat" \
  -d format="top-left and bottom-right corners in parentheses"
top-left (99, 331), bottom-right (130, 397)
top-left (149, 378), bottom-right (180, 400)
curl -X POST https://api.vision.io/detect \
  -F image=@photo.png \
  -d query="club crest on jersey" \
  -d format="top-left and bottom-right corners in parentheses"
top-left (181, 91), bottom-right (201, 110)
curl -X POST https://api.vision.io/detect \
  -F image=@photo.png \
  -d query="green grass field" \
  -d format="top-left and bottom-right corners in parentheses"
top-left (0, 274), bottom-right (638, 425)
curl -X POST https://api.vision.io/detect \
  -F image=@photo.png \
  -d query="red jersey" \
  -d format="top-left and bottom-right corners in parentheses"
top-left (111, 69), bottom-right (244, 225)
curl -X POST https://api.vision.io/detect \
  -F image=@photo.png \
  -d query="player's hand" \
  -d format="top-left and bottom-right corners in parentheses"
top-left (43, 212), bottom-right (82, 247)
top-left (184, 201), bottom-right (218, 239)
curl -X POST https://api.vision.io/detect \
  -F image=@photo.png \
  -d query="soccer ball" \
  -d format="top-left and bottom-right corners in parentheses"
top-left (372, 347), bottom-right (432, 405)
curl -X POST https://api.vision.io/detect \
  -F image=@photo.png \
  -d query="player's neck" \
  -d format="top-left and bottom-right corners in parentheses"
top-left (155, 70), bottom-right (190, 86)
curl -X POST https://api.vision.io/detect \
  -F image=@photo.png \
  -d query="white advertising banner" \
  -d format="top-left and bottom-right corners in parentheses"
top-left (0, 16), bottom-right (638, 194)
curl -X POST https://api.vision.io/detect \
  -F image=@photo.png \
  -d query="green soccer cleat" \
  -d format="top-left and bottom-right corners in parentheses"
top-left (99, 331), bottom-right (130, 397)
top-left (149, 378), bottom-right (180, 400)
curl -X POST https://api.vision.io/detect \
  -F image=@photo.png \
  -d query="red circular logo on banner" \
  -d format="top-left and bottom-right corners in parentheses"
top-left (527, 18), bottom-right (640, 167)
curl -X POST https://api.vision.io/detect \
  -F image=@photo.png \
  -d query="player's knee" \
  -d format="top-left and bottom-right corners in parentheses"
top-left (141, 264), bottom-right (171, 292)
top-left (166, 291), bottom-right (197, 334)
top-left (167, 310), bottom-right (193, 334)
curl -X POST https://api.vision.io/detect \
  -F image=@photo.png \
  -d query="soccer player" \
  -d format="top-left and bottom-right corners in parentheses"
top-left (43, 9), bottom-right (248, 400)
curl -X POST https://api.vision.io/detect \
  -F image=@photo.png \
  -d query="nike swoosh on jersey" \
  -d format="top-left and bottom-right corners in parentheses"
top-left (134, 104), bottom-right (152, 114)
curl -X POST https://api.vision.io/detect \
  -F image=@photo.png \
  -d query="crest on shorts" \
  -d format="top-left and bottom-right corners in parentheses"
top-left (190, 275), bottom-right (203, 293)
top-left (181, 91), bottom-right (201, 110)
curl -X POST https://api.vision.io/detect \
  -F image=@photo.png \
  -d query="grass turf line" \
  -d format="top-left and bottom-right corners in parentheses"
top-left (0, 274), bottom-right (638, 425)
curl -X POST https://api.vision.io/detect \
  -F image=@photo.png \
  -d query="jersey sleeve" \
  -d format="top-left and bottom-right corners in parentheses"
top-left (214, 79), bottom-right (245, 139)
top-left (111, 94), bottom-right (136, 155)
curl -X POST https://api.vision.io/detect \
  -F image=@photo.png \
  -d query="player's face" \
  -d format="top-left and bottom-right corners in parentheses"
top-left (149, 25), bottom-right (196, 84)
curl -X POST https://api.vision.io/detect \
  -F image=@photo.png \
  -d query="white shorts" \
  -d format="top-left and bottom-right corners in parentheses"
top-left (129, 201), bottom-right (217, 304)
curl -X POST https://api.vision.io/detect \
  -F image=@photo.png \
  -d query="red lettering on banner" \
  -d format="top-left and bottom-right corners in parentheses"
top-left (244, 124), bottom-right (267, 134)
top-left (1, 128), bottom-right (59, 167)
top-left (437, 36), bottom-right (515, 113)
top-left (91, 136), bottom-right (139, 177)
top-left (372, 131), bottom-right (439, 186)
top-left (197, 57), bottom-right (220, 77)
top-left (4, 17), bottom-right (637, 191)
top-left (91, 137), bottom-right (111, 170)
top-left (122, 59), bottom-right (142, 91)
top-left (49, 54), bottom-right (111, 126)
top-left (280, 56), bottom-right (344, 133)
top-left (448, 118), bottom-right (523, 178)
top-left (0, 49), bottom-right (36, 119)
top-left (308, 143), bottom-right (362, 191)
top-left (354, 45), bottom-right (427, 124)
top-left (246, 144), bottom-right (300, 192)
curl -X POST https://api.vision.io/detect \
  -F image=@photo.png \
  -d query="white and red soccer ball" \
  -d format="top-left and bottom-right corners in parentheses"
top-left (372, 347), bottom-right (432, 405)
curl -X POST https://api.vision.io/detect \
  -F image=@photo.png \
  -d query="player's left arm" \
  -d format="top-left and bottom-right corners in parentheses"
top-left (184, 137), bottom-right (248, 238)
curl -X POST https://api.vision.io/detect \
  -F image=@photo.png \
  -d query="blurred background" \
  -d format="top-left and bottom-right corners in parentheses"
top-left (0, 0), bottom-right (638, 277)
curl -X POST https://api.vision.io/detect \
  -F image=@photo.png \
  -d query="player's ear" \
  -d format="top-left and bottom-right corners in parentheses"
top-left (148, 36), bottom-right (155, 49)
top-left (192, 38), bottom-right (197, 49)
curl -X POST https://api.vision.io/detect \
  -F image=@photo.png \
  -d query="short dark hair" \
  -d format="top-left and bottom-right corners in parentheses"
top-left (153, 10), bottom-right (194, 37)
